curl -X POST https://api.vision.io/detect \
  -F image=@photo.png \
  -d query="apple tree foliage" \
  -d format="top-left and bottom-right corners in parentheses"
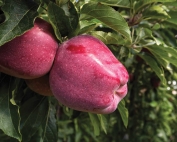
top-left (0, 0), bottom-right (177, 141)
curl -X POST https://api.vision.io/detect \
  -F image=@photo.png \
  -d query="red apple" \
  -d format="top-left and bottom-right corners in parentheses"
top-left (25, 74), bottom-right (53, 96)
top-left (49, 35), bottom-right (129, 114)
top-left (0, 18), bottom-right (58, 79)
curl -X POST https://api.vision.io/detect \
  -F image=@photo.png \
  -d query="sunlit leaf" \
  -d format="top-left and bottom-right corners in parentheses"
top-left (89, 31), bottom-right (126, 45)
top-left (97, 114), bottom-right (107, 134)
top-left (78, 20), bottom-right (99, 35)
top-left (81, 2), bottom-right (131, 42)
top-left (135, 0), bottom-right (175, 14)
top-left (143, 5), bottom-right (170, 20)
top-left (118, 99), bottom-right (128, 128)
top-left (88, 113), bottom-right (100, 136)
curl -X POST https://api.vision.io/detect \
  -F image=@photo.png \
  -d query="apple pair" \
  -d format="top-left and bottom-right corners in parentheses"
top-left (0, 18), bottom-right (129, 114)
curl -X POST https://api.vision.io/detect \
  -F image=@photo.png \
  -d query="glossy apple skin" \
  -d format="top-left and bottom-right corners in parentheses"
top-left (49, 35), bottom-right (129, 114)
top-left (0, 18), bottom-right (58, 79)
top-left (25, 74), bottom-right (53, 96)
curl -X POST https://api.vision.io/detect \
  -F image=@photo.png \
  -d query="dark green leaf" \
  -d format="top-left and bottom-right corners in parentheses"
top-left (0, 0), bottom-right (38, 46)
top-left (66, 1), bottom-right (79, 31)
top-left (81, 2), bottom-right (131, 42)
top-left (152, 53), bottom-right (171, 72)
top-left (48, 1), bottom-right (78, 40)
top-left (165, 11), bottom-right (177, 26)
top-left (0, 77), bottom-right (21, 141)
top-left (138, 53), bottom-right (166, 85)
top-left (43, 102), bottom-right (58, 142)
top-left (44, 107), bottom-right (58, 142)
top-left (118, 99), bottom-right (128, 128)
top-left (0, 128), bottom-right (20, 142)
top-left (20, 93), bottom-right (49, 142)
top-left (0, 0), bottom-right (3, 6)
top-left (146, 46), bottom-right (177, 69)
top-left (29, 101), bottom-right (58, 142)
top-left (48, 2), bottom-right (64, 41)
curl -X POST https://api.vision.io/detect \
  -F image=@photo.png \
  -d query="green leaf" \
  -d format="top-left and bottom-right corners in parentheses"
top-left (152, 53), bottom-right (171, 72)
top-left (88, 113), bottom-right (100, 136)
top-left (166, 1), bottom-right (177, 7)
top-left (0, 0), bottom-right (3, 6)
top-left (143, 5), bottom-right (170, 20)
top-left (135, 0), bottom-right (175, 14)
top-left (20, 92), bottom-right (49, 142)
top-left (48, 2), bottom-right (65, 41)
top-left (62, 106), bottom-right (73, 118)
top-left (89, 31), bottom-right (126, 45)
top-left (48, 1), bottom-right (78, 40)
top-left (78, 20), bottom-right (99, 35)
top-left (146, 45), bottom-right (177, 69)
top-left (0, 77), bottom-right (21, 141)
top-left (89, 0), bottom-right (130, 8)
top-left (165, 11), bottom-right (177, 26)
top-left (43, 101), bottom-right (58, 142)
top-left (118, 99), bottom-right (128, 128)
top-left (138, 53), bottom-right (166, 85)
top-left (62, 1), bottom-right (79, 31)
top-left (81, 2), bottom-right (131, 42)
top-left (97, 114), bottom-right (107, 134)
top-left (0, 0), bottom-right (38, 46)
top-left (0, 128), bottom-right (21, 142)
top-left (29, 98), bottom-right (58, 142)
top-left (152, 23), bottom-right (161, 30)
top-left (57, 0), bottom-right (69, 6)
top-left (25, 103), bottom-right (58, 142)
